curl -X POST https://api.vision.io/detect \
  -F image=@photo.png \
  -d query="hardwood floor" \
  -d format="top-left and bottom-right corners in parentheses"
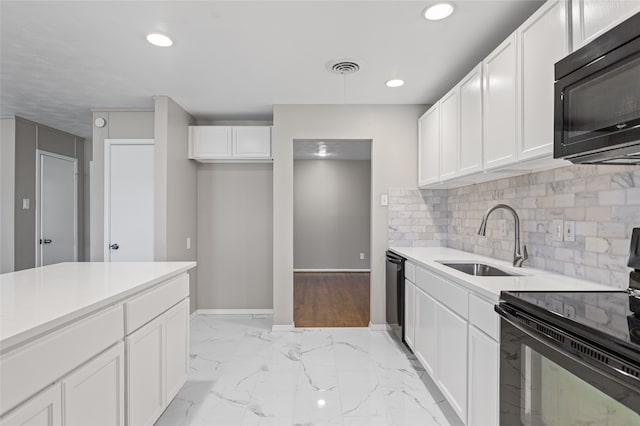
top-left (294, 272), bottom-right (370, 327)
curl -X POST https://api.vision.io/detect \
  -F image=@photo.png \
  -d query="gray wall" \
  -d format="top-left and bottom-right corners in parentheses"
top-left (294, 159), bottom-right (370, 270)
top-left (272, 104), bottom-right (427, 327)
top-left (90, 110), bottom-right (154, 260)
top-left (12, 117), bottom-right (85, 271)
top-left (1, 118), bottom-right (16, 273)
top-left (154, 97), bottom-right (198, 313)
top-left (197, 163), bottom-right (273, 310)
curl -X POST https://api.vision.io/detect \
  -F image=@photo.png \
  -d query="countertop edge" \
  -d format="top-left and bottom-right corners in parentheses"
top-left (0, 262), bottom-right (196, 353)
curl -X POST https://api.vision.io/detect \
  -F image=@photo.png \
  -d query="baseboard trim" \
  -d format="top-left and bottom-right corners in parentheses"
top-left (197, 309), bottom-right (273, 315)
top-left (294, 269), bottom-right (371, 272)
top-left (272, 323), bottom-right (296, 331)
top-left (369, 322), bottom-right (390, 331)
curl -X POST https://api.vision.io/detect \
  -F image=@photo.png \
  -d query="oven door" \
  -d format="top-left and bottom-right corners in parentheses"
top-left (554, 35), bottom-right (640, 161)
top-left (497, 306), bottom-right (640, 426)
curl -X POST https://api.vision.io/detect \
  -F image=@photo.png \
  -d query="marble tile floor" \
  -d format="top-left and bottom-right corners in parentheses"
top-left (155, 315), bottom-right (463, 426)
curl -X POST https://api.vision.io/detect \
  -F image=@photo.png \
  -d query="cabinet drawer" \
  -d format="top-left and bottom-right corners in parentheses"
top-left (124, 274), bottom-right (188, 335)
top-left (0, 306), bottom-right (123, 416)
top-left (469, 294), bottom-right (500, 342)
top-left (416, 267), bottom-right (468, 319)
top-left (405, 262), bottom-right (416, 283)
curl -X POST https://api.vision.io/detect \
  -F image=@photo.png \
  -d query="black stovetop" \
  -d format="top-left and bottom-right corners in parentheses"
top-left (501, 286), bottom-right (640, 364)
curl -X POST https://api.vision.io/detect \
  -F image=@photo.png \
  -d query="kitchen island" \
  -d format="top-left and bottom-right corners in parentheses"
top-left (0, 261), bottom-right (196, 426)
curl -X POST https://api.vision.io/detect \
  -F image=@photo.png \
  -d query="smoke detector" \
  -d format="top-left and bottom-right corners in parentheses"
top-left (327, 59), bottom-right (361, 75)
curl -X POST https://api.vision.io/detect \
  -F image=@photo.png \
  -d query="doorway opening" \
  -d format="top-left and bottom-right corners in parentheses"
top-left (293, 139), bottom-right (371, 327)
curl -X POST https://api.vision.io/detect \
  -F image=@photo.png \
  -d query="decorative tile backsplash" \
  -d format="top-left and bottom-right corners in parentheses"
top-left (389, 165), bottom-right (640, 289)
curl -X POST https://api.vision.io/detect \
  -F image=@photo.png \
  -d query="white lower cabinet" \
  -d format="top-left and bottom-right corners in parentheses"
top-left (0, 384), bottom-right (61, 426)
top-left (436, 304), bottom-right (468, 423)
top-left (414, 287), bottom-right (438, 378)
top-left (62, 342), bottom-right (124, 426)
top-left (468, 325), bottom-right (500, 426)
top-left (126, 298), bottom-right (189, 426)
top-left (404, 280), bottom-right (416, 350)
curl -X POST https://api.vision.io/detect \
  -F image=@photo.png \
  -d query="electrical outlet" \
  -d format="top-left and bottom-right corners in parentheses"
top-left (380, 194), bottom-right (388, 206)
top-left (360, 253), bottom-right (365, 260)
top-left (551, 219), bottom-right (564, 242)
top-left (564, 304), bottom-right (576, 319)
top-left (186, 237), bottom-right (191, 250)
top-left (22, 198), bottom-right (30, 210)
top-left (564, 221), bottom-right (576, 242)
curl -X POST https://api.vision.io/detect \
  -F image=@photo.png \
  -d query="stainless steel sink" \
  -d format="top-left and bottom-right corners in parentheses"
top-left (438, 262), bottom-right (520, 277)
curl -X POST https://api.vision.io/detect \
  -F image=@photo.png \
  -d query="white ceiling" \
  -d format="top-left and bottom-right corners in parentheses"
top-left (294, 139), bottom-right (371, 160)
top-left (0, 0), bottom-right (544, 139)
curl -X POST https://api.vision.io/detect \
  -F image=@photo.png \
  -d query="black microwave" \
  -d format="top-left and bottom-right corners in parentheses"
top-left (554, 12), bottom-right (640, 165)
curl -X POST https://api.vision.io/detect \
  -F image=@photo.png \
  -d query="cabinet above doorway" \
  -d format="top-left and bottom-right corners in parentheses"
top-left (188, 125), bottom-right (272, 162)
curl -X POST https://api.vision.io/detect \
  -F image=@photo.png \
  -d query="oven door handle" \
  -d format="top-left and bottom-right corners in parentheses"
top-left (496, 304), bottom-right (640, 392)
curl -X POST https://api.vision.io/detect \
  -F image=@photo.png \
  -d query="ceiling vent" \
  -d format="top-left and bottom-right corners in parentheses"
top-left (328, 60), bottom-right (361, 75)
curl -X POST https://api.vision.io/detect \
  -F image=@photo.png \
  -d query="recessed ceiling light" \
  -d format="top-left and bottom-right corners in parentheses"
top-left (423, 3), bottom-right (454, 21)
top-left (146, 33), bottom-right (173, 47)
top-left (386, 79), bottom-right (405, 88)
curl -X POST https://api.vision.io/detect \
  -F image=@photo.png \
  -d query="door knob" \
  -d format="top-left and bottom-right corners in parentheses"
top-left (110, 243), bottom-right (119, 250)
top-left (40, 239), bottom-right (52, 244)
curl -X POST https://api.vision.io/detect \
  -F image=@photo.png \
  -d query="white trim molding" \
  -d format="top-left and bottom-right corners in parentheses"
top-left (293, 269), bottom-right (371, 273)
top-left (271, 323), bottom-right (295, 331)
top-left (368, 322), bottom-right (389, 331)
top-left (190, 311), bottom-right (198, 320)
top-left (197, 309), bottom-right (273, 315)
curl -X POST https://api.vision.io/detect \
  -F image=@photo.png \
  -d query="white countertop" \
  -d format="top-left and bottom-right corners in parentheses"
top-left (0, 261), bottom-right (196, 351)
top-left (389, 247), bottom-right (618, 301)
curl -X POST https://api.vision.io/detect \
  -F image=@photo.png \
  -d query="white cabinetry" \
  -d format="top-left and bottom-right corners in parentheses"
top-left (126, 298), bottom-right (189, 426)
top-left (404, 279), bottom-right (416, 350)
top-left (518, 0), bottom-right (569, 161)
top-left (468, 325), bottom-right (499, 426)
top-left (62, 342), bottom-right (124, 426)
top-left (418, 105), bottom-right (440, 186)
top-left (436, 304), bottom-right (468, 422)
top-left (414, 287), bottom-right (438, 377)
top-left (571, 0), bottom-right (640, 50)
top-left (189, 126), bottom-right (271, 161)
top-left (483, 33), bottom-right (519, 170)
top-left (0, 384), bottom-right (61, 426)
top-left (459, 64), bottom-right (483, 176)
top-left (440, 87), bottom-right (459, 180)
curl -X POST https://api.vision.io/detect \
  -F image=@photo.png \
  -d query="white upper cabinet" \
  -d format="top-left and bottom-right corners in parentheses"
top-left (189, 126), bottom-right (271, 161)
top-left (518, 0), bottom-right (569, 161)
top-left (440, 87), bottom-right (460, 180)
top-left (458, 64), bottom-right (483, 176)
top-left (572, 0), bottom-right (640, 50)
top-left (418, 104), bottom-right (440, 186)
top-left (483, 32), bottom-right (519, 170)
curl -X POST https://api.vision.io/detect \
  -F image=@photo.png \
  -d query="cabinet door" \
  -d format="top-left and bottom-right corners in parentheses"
top-left (233, 126), bottom-right (271, 158)
top-left (440, 87), bottom-right (459, 180)
top-left (518, 0), bottom-right (569, 161)
top-left (483, 32), bottom-right (518, 170)
top-left (404, 280), bottom-right (416, 350)
top-left (190, 126), bottom-right (232, 158)
top-left (468, 326), bottom-right (499, 426)
top-left (62, 342), bottom-right (124, 426)
top-left (459, 63), bottom-right (483, 176)
top-left (0, 384), bottom-right (61, 426)
top-left (436, 303), bottom-right (468, 424)
top-left (414, 288), bottom-right (438, 378)
top-left (126, 315), bottom-right (165, 426)
top-left (418, 105), bottom-right (440, 187)
top-left (165, 298), bottom-right (190, 402)
top-left (572, 0), bottom-right (640, 50)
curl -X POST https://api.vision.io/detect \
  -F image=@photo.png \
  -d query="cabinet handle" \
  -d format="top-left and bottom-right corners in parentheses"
top-left (40, 239), bottom-right (52, 244)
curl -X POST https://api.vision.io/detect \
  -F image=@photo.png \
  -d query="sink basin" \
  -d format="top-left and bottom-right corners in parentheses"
top-left (438, 262), bottom-right (520, 277)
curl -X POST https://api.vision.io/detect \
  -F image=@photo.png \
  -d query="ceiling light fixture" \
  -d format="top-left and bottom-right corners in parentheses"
top-left (146, 33), bottom-right (173, 47)
top-left (423, 3), bottom-right (454, 21)
top-left (386, 79), bottom-right (405, 88)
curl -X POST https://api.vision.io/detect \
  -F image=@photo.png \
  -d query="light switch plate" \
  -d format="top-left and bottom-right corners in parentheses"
top-left (186, 237), bottom-right (191, 250)
top-left (380, 194), bottom-right (388, 206)
top-left (359, 253), bottom-right (365, 260)
top-left (564, 221), bottom-right (576, 242)
top-left (22, 198), bottom-right (29, 210)
top-left (552, 220), bottom-right (564, 242)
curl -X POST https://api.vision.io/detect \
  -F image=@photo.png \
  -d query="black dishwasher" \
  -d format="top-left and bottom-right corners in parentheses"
top-left (385, 251), bottom-right (406, 343)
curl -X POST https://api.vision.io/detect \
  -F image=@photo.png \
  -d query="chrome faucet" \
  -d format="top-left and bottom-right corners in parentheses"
top-left (478, 204), bottom-right (528, 267)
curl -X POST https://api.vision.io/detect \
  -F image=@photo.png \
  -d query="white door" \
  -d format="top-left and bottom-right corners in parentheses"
top-left (165, 298), bottom-right (189, 402)
top-left (468, 325), bottom-right (499, 426)
top-left (36, 151), bottom-right (77, 267)
top-left (404, 280), bottom-right (416, 350)
top-left (0, 383), bottom-right (62, 426)
top-left (418, 104), bottom-right (440, 187)
top-left (414, 287), bottom-right (438, 377)
top-left (437, 303), bottom-right (468, 424)
top-left (104, 140), bottom-right (154, 262)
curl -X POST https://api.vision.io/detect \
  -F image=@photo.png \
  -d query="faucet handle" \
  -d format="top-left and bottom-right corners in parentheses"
top-left (522, 245), bottom-right (528, 263)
